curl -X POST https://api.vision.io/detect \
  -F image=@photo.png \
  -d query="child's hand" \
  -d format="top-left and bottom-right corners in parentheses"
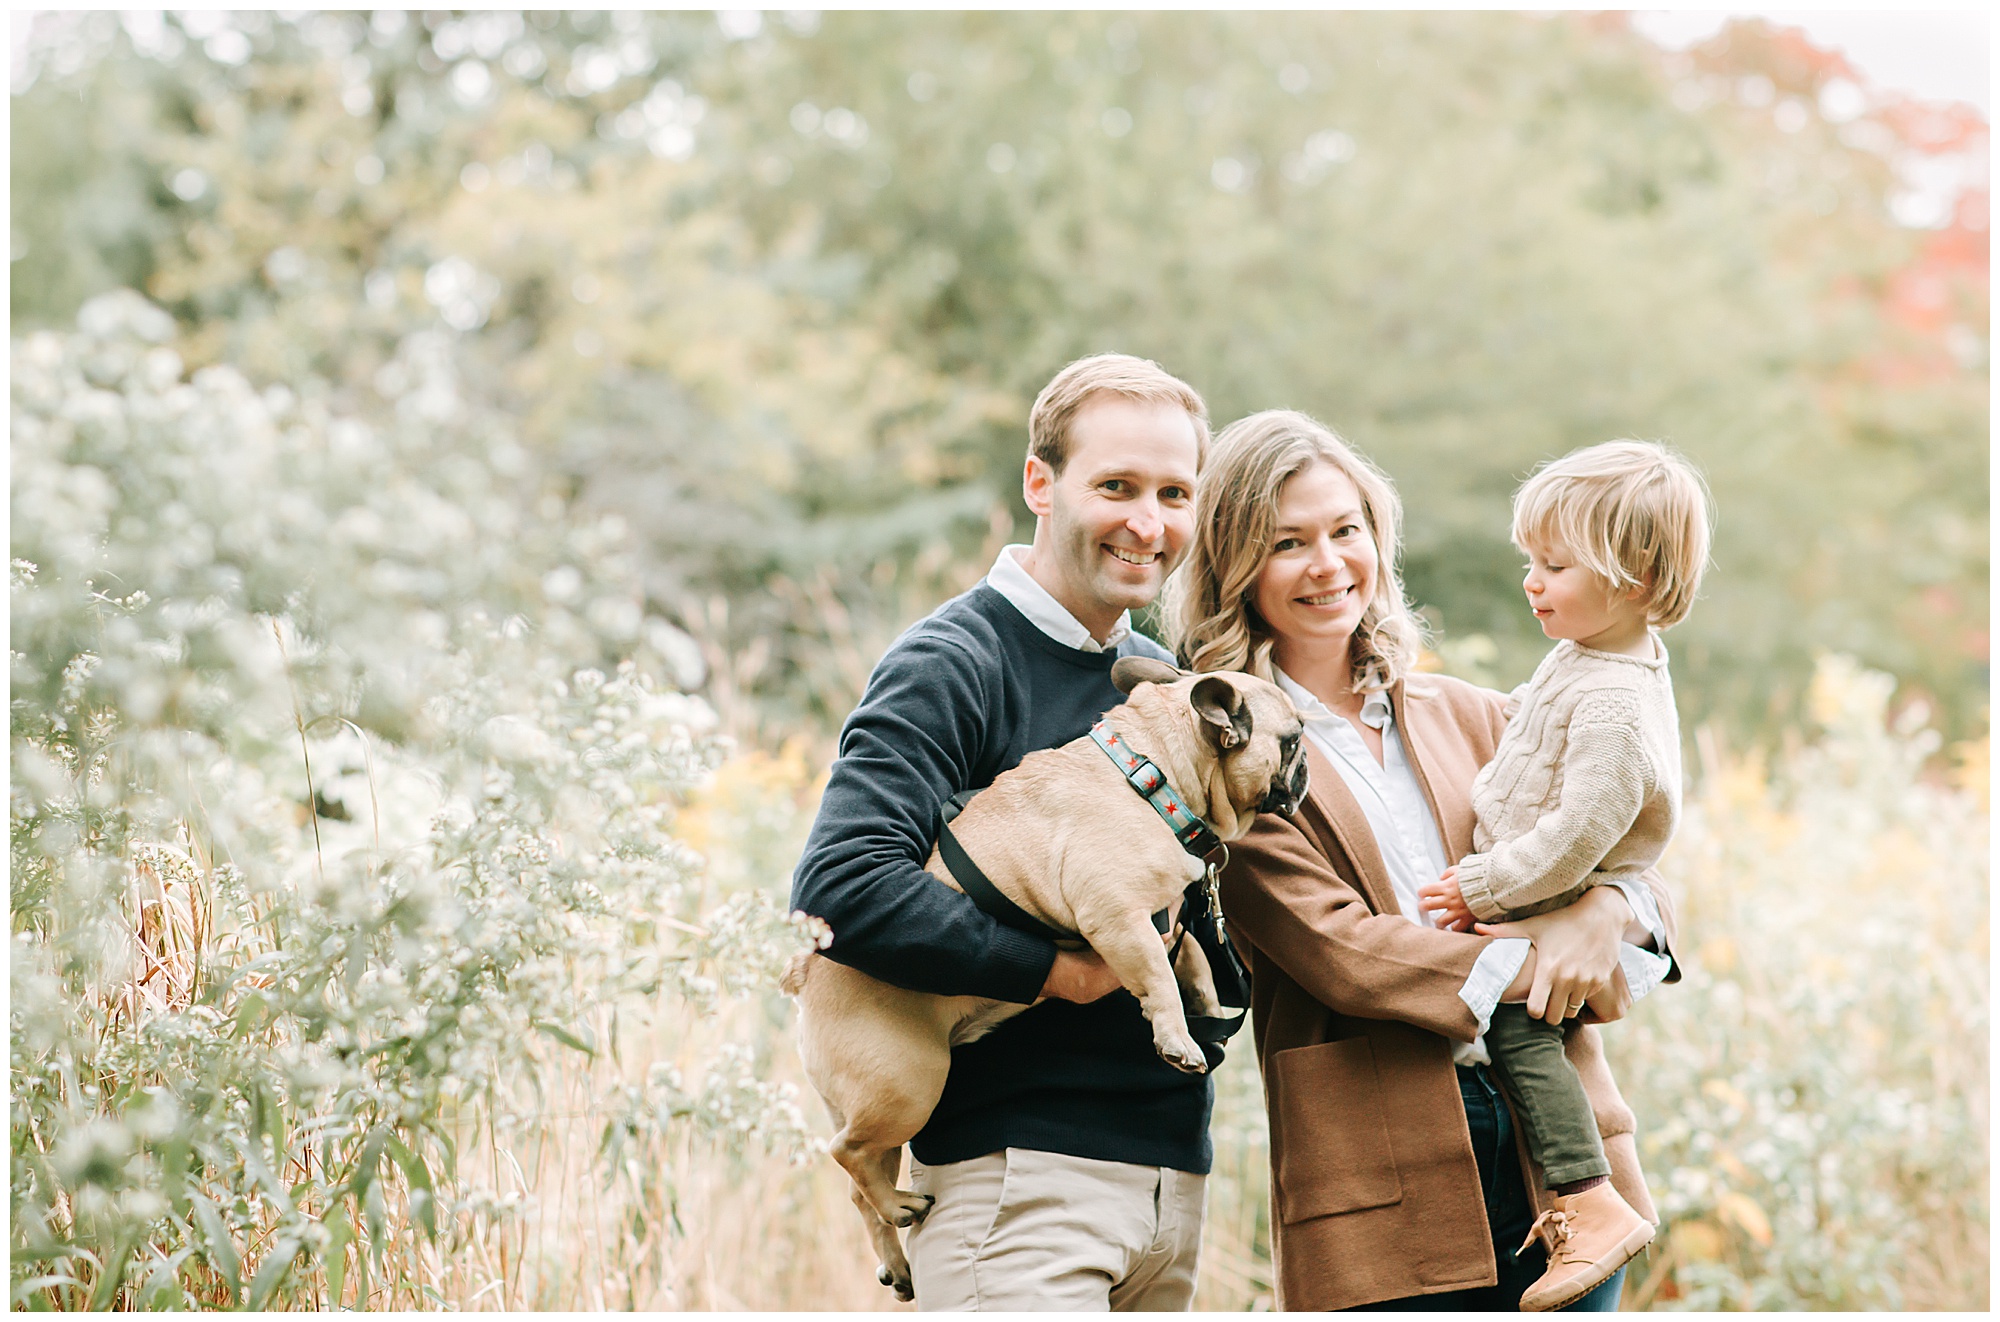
top-left (1418, 867), bottom-right (1477, 932)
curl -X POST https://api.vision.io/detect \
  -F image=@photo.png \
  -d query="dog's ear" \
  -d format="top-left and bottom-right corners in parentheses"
top-left (1190, 675), bottom-right (1252, 750)
top-left (1112, 656), bottom-right (1185, 694)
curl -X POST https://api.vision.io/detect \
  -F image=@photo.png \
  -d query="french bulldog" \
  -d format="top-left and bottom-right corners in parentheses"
top-left (783, 657), bottom-right (1306, 1299)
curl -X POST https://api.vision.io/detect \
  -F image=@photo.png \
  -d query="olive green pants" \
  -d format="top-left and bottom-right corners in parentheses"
top-left (1484, 1003), bottom-right (1612, 1188)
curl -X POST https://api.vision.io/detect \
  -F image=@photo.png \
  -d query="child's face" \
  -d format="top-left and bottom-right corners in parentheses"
top-left (1520, 540), bottom-right (1651, 652)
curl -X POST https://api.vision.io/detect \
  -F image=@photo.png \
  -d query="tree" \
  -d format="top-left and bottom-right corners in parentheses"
top-left (12, 10), bottom-right (1986, 738)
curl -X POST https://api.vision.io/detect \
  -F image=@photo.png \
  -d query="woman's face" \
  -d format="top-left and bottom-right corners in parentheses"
top-left (1252, 461), bottom-right (1379, 667)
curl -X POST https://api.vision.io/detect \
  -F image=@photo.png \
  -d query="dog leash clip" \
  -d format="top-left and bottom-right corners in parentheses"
top-left (1204, 844), bottom-right (1229, 942)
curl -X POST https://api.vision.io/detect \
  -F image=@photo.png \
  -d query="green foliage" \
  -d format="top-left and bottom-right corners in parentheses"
top-left (10, 10), bottom-right (1986, 739)
top-left (10, 293), bottom-right (820, 1308)
top-left (7, 13), bottom-right (1989, 1309)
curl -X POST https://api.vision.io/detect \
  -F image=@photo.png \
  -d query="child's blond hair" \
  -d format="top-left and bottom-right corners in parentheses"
top-left (1512, 440), bottom-right (1712, 628)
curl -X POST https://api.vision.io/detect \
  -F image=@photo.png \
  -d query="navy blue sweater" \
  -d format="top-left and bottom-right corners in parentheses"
top-left (790, 583), bottom-right (1216, 1172)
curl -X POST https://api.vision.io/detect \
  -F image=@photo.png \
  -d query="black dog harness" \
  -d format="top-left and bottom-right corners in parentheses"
top-left (935, 724), bottom-right (1251, 1044)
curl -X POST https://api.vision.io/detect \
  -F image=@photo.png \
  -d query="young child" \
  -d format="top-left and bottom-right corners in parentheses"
top-left (1417, 439), bottom-right (1709, 1312)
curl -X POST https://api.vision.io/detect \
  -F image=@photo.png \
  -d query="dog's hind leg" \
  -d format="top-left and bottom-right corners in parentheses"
top-left (859, 1146), bottom-right (915, 1301)
top-left (830, 1111), bottom-right (936, 1230)
top-left (813, 993), bottom-right (951, 1230)
top-left (792, 960), bottom-right (967, 1288)
top-left (820, 1099), bottom-right (915, 1301)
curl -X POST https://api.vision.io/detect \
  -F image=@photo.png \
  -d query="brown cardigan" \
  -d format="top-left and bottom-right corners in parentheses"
top-left (1218, 672), bottom-right (1680, 1312)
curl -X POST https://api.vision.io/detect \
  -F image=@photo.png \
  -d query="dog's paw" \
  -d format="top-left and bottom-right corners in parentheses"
top-left (877, 1265), bottom-right (916, 1301)
top-left (888, 1191), bottom-right (935, 1228)
top-left (1156, 1034), bottom-right (1209, 1075)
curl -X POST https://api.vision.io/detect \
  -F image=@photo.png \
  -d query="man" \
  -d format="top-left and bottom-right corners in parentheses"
top-left (790, 353), bottom-right (1213, 1310)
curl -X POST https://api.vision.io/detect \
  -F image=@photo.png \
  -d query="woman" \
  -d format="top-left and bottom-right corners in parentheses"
top-left (1167, 411), bottom-right (1677, 1311)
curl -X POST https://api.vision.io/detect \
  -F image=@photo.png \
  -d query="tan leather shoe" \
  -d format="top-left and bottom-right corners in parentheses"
top-left (1515, 1181), bottom-right (1655, 1312)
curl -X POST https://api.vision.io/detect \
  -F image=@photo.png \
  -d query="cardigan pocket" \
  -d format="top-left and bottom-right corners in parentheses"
top-left (1268, 1037), bottom-right (1404, 1223)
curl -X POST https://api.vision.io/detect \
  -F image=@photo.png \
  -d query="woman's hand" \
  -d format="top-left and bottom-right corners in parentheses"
top-left (1417, 867), bottom-right (1477, 931)
top-left (1479, 886), bottom-right (1636, 1024)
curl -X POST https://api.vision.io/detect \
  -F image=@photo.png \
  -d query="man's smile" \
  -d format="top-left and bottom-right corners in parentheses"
top-left (1105, 545), bottom-right (1163, 567)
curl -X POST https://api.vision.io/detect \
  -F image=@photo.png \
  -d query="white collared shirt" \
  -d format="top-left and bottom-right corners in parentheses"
top-left (1274, 668), bottom-right (1528, 1065)
top-left (984, 544), bottom-right (1132, 652)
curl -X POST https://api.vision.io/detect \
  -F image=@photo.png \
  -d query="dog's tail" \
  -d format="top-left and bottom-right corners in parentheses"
top-left (779, 950), bottom-right (814, 997)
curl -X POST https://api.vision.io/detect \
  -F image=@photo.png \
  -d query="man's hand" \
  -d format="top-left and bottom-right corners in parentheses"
top-left (1480, 886), bottom-right (1635, 1025)
top-left (1499, 954), bottom-right (1633, 1025)
top-left (1418, 867), bottom-right (1477, 932)
top-left (1040, 948), bottom-right (1123, 1004)
top-left (1578, 967), bottom-right (1634, 1024)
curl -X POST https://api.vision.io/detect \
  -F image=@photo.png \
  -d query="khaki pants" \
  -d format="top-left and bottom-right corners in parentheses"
top-left (906, 1148), bottom-right (1206, 1311)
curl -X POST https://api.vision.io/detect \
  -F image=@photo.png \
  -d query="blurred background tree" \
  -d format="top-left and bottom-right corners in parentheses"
top-left (13, 10), bottom-right (1986, 741)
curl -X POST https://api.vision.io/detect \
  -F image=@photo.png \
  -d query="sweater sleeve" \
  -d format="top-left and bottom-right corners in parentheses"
top-left (789, 629), bottom-right (1057, 1003)
top-left (1453, 693), bottom-right (1651, 922)
top-left (1219, 809), bottom-right (1493, 1043)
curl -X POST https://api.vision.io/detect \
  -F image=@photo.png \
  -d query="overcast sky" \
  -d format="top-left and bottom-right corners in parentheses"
top-left (1631, 10), bottom-right (1990, 115)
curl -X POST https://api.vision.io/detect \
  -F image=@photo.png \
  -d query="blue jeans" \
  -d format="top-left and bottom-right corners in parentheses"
top-left (1349, 1065), bottom-right (1625, 1312)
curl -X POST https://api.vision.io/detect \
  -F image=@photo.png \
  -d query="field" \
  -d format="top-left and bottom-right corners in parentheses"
top-left (10, 10), bottom-right (1987, 1311)
top-left (12, 316), bottom-right (1984, 1306)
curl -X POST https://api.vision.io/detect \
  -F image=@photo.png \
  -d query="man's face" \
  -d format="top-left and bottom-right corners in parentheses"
top-left (1023, 395), bottom-right (1202, 634)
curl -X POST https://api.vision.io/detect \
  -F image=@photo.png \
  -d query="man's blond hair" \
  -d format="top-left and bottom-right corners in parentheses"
top-left (1027, 353), bottom-right (1210, 473)
top-left (1512, 440), bottom-right (1712, 629)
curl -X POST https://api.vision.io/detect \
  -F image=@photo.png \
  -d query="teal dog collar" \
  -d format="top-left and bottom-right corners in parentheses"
top-left (1089, 721), bottom-right (1224, 859)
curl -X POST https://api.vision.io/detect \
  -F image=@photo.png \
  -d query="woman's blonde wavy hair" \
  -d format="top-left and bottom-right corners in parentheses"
top-left (1166, 409), bottom-right (1423, 694)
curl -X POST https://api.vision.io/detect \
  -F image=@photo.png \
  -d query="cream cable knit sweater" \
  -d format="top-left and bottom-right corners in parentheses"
top-left (1455, 636), bottom-right (1682, 923)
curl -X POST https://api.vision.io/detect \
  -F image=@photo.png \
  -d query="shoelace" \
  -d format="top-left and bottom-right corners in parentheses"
top-left (1516, 1207), bottom-right (1576, 1261)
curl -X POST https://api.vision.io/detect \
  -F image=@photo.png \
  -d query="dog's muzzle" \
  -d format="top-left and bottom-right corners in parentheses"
top-left (1259, 730), bottom-right (1310, 816)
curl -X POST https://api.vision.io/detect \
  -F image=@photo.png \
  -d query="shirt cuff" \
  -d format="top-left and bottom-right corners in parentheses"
top-left (1618, 944), bottom-right (1673, 1003)
top-left (1460, 938), bottom-right (1532, 1034)
top-left (1452, 852), bottom-right (1510, 923)
top-left (983, 923), bottom-right (1060, 1005)
top-left (1606, 876), bottom-right (1666, 950)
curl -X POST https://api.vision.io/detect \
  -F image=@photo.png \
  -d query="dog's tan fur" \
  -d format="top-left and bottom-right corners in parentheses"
top-left (785, 659), bottom-right (1305, 1299)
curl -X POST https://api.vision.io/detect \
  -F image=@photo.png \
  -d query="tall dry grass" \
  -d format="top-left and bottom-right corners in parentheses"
top-left (548, 654), bottom-right (1981, 1313)
top-left (21, 643), bottom-right (1982, 1311)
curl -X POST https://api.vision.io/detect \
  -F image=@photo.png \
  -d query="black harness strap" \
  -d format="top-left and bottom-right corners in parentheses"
top-left (938, 790), bottom-right (1076, 943)
top-left (1170, 856), bottom-right (1250, 1044)
top-left (940, 791), bottom-right (1173, 941)
top-left (938, 788), bottom-right (1249, 1046)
